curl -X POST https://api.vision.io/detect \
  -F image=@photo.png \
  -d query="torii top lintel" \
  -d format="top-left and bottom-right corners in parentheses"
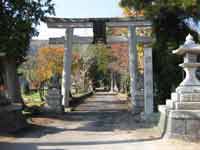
top-left (45, 17), bottom-right (152, 28)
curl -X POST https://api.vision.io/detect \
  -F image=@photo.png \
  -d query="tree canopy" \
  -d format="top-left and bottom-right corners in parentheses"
top-left (0, 0), bottom-right (55, 61)
top-left (119, 0), bottom-right (200, 106)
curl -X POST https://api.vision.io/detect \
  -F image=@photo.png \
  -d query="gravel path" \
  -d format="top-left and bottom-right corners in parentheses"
top-left (0, 92), bottom-right (199, 150)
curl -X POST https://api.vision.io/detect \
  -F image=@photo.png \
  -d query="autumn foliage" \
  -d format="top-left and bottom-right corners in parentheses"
top-left (36, 47), bottom-right (64, 82)
top-left (110, 43), bottom-right (129, 73)
top-left (122, 7), bottom-right (144, 17)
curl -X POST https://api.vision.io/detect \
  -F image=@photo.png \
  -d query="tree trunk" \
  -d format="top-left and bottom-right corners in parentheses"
top-left (3, 58), bottom-right (22, 103)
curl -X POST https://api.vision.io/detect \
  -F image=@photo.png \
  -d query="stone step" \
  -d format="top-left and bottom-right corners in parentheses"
top-left (158, 105), bottom-right (167, 114)
top-left (175, 102), bottom-right (200, 110)
top-left (166, 99), bottom-right (175, 108)
top-left (169, 109), bottom-right (200, 119)
top-left (171, 93), bottom-right (179, 101)
top-left (180, 93), bottom-right (200, 102)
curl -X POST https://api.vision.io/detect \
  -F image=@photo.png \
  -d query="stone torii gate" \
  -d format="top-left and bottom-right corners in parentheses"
top-left (45, 17), bottom-right (153, 115)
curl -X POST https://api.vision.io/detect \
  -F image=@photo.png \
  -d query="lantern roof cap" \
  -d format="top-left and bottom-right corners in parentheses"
top-left (173, 34), bottom-right (200, 55)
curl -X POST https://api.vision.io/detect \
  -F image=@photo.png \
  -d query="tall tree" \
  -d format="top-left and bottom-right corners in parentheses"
top-left (119, 0), bottom-right (200, 107)
top-left (0, 0), bottom-right (54, 102)
top-left (36, 47), bottom-right (64, 84)
top-left (84, 44), bottom-right (112, 88)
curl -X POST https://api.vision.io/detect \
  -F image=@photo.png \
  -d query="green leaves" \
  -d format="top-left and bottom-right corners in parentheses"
top-left (119, 0), bottom-right (151, 10)
top-left (119, 0), bottom-right (200, 106)
top-left (0, 0), bottom-right (55, 60)
top-left (87, 44), bottom-right (111, 74)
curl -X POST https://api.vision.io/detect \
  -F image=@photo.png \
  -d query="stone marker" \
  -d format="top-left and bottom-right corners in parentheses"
top-left (45, 88), bottom-right (63, 113)
top-left (144, 46), bottom-right (153, 115)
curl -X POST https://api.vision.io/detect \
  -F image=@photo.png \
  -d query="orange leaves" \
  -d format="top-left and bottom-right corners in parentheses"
top-left (110, 6), bottom-right (146, 74)
top-left (122, 7), bottom-right (144, 17)
top-left (71, 52), bottom-right (82, 76)
top-left (110, 43), bottom-right (129, 73)
top-left (110, 43), bottom-right (144, 74)
top-left (35, 47), bottom-right (82, 83)
top-left (36, 47), bottom-right (64, 82)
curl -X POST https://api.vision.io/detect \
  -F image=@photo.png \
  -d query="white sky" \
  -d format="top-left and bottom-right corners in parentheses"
top-left (33, 0), bottom-right (122, 40)
top-left (33, 23), bottom-right (94, 39)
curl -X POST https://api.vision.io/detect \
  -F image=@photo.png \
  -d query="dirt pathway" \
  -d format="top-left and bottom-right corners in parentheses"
top-left (0, 92), bottom-right (199, 150)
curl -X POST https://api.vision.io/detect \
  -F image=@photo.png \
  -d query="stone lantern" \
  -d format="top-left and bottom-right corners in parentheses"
top-left (159, 34), bottom-right (200, 140)
top-left (174, 34), bottom-right (200, 88)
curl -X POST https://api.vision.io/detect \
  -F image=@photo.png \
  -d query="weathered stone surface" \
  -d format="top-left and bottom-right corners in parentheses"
top-left (168, 119), bottom-right (186, 136)
top-left (180, 93), bottom-right (200, 102)
top-left (186, 120), bottom-right (200, 138)
top-left (170, 110), bottom-right (200, 119)
top-left (144, 46), bottom-right (153, 115)
top-left (175, 102), bottom-right (200, 110)
top-left (62, 28), bottom-right (73, 107)
top-left (171, 92), bottom-right (179, 101)
top-left (159, 105), bottom-right (200, 140)
top-left (157, 106), bottom-right (167, 134)
top-left (128, 26), bottom-right (139, 112)
top-left (166, 99), bottom-right (175, 109)
top-left (176, 86), bottom-right (200, 93)
top-left (45, 88), bottom-right (63, 113)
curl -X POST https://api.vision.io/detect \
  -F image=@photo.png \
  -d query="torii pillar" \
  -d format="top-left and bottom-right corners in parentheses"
top-left (128, 25), bottom-right (140, 113)
top-left (128, 25), bottom-right (153, 115)
top-left (61, 28), bottom-right (73, 107)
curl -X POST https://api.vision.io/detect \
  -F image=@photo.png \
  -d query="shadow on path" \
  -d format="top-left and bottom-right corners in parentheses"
top-left (0, 92), bottom-right (162, 150)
